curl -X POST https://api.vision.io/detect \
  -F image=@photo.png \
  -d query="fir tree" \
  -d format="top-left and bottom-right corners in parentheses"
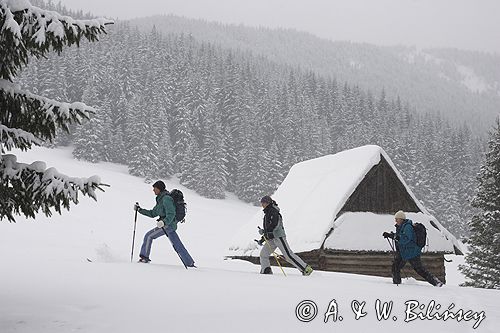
top-left (0, 1), bottom-right (111, 222)
top-left (214, 53), bottom-right (240, 193)
top-left (125, 94), bottom-right (160, 181)
top-left (195, 94), bottom-right (227, 199)
top-left (147, 71), bottom-right (174, 178)
top-left (173, 79), bottom-right (199, 188)
top-left (460, 118), bottom-right (500, 289)
top-left (72, 76), bottom-right (105, 163)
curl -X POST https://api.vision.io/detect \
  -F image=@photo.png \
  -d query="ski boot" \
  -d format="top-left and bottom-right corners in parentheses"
top-left (138, 256), bottom-right (151, 263)
top-left (302, 265), bottom-right (314, 276)
top-left (261, 267), bottom-right (273, 274)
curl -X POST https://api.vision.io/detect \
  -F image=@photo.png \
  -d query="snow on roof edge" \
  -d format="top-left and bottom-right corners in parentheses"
top-left (326, 144), bottom-right (382, 225)
top-left (297, 145), bottom-right (384, 247)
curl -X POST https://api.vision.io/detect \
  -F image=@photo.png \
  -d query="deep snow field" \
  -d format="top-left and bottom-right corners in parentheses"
top-left (1, 147), bottom-right (498, 333)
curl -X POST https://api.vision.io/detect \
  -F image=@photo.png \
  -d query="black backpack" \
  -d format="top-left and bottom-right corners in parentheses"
top-left (169, 189), bottom-right (187, 222)
top-left (413, 222), bottom-right (427, 248)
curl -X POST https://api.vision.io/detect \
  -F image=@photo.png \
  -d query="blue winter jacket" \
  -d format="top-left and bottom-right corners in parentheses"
top-left (395, 219), bottom-right (421, 260)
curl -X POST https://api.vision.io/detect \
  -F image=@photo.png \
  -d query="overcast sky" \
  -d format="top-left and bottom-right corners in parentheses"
top-left (57, 0), bottom-right (500, 54)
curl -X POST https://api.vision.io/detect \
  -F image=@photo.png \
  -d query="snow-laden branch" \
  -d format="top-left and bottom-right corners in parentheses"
top-left (0, 124), bottom-right (41, 152)
top-left (0, 79), bottom-right (94, 118)
top-left (0, 0), bottom-right (114, 80)
top-left (1, 79), bottom-right (94, 143)
top-left (0, 1), bottom-right (110, 222)
top-left (0, 153), bottom-right (106, 222)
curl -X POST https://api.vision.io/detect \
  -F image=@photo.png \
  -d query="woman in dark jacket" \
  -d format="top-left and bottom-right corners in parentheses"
top-left (258, 195), bottom-right (313, 276)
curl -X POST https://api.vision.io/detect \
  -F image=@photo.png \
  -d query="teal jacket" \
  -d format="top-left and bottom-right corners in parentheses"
top-left (138, 191), bottom-right (177, 231)
top-left (396, 219), bottom-right (421, 260)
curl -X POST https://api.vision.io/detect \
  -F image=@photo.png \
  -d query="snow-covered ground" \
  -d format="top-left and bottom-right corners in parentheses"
top-left (1, 147), bottom-right (498, 333)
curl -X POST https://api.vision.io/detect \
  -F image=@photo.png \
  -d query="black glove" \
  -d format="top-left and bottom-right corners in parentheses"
top-left (383, 232), bottom-right (394, 239)
top-left (134, 202), bottom-right (141, 211)
top-left (254, 237), bottom-right (265, 246)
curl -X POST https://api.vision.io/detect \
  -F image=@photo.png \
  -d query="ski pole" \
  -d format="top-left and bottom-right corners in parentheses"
top-left (131, 203), bottom-right (139, 262)
top-left (262, 234), bottom-right (287, 277)
top-left (255, 239), bottom-right (286, 261)
top-left (161, 225), bottom-right (188, 269)
top-left (387, 237), bottom-right (407, 282)
top-left (392, 237), bottom-right (409, 280)
top-left (386, 238), bottom-right (396, 253)
top-left (386, 237), bottom-right (399, 284)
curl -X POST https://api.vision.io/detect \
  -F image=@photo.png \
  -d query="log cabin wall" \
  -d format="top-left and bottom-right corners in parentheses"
top-left (230, 250), bottom-right (446, 283)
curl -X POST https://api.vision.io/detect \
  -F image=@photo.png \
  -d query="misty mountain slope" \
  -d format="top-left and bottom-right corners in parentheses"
top-left (130, 15), bottom-right (500, 132)
top-left (425, 48), bottom-right (500, 88)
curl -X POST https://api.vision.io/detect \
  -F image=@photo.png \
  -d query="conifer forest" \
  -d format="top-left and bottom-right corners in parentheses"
top-left (16, 8), bottom-right (489, 238)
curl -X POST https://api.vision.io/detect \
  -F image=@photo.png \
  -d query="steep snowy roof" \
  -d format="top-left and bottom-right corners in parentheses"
top-left (324, 212), bottom-right (459, 253)
top-left (227, 145), bottom-right (462, 257)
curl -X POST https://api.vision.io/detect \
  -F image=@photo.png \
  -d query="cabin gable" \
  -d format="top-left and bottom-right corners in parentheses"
top-left (340, 155), bottom-right (421, 214)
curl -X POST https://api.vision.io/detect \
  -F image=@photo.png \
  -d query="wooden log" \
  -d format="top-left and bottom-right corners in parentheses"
top-left (320, 259), bottom-right (444, 270)
top-left (228, 251), bottom-right (447, 283)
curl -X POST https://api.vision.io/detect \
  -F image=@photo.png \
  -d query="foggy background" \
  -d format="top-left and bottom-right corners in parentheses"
top-left (56, 0), bottom-right (500, 54)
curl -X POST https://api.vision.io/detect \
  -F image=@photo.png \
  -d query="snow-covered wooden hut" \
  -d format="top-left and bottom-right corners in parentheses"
top-left (227, 145), bottom-right (463, 283)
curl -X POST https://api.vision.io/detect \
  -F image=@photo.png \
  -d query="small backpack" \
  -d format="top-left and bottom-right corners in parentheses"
top-left (413, 222), bottom-right (427, 248)
top-left (169, 189), bottom-right (187, 222)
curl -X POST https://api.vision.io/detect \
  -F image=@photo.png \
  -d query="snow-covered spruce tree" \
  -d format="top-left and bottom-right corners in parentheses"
top-left (72, 76), bottom-right (105, 162)
top-left (195, 94), bottom-right (227, 199)
top-left (459, 118), bottom-right (500, 289)
top-left (0, 0), bottom-right (112, 222)
top-left (125, 93), bottom-right (160, 181)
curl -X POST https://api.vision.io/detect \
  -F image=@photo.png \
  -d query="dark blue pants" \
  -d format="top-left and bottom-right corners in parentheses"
top-left (392, 252), bottom-right (438, 285)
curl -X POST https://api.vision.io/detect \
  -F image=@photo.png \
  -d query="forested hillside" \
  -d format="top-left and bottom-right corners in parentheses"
top-left (129, 15), bottom-right (500, 133)
top-left (16, 19), bottom-right (484, 237)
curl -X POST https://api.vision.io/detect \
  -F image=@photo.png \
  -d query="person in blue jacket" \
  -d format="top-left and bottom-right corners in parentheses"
top-left (383, 210), bottom-right (443, 286)
top-left (134, 180), bottom-right (195, 267)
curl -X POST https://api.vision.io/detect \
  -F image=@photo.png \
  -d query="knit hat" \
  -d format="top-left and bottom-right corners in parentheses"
top-left (394, 210), bottom-right (406, 220)
top-left (152, 180), bottom-right (166, 192)
top-left (260, 195), bottom-right (273, 205)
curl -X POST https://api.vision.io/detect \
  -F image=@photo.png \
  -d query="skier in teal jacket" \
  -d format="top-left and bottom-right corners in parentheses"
top-left (138, 188), bottom-right (177, 231)
top-left (394, 218), bottom-right (421, 260)
top-left (134, 180), bottom-right (195, 267)
top-left (383, 210), bottom-right (442, 286)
